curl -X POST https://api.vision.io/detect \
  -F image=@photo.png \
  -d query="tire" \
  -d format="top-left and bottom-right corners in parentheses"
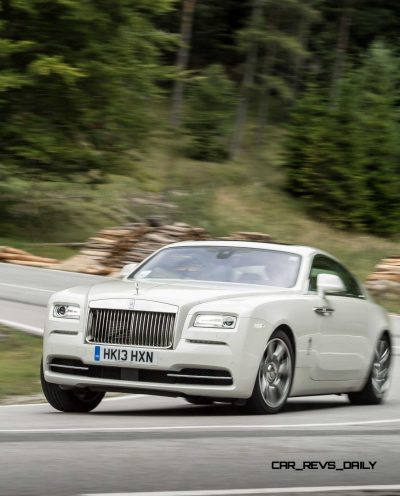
top-left (348, 334), bottom-right (391, 406)
top-left (184, 396), bottom-right (214, 405)
top-left (41, 360), bottom-right (105, 413)
top-left (245, 329), bottom-right (294, 414)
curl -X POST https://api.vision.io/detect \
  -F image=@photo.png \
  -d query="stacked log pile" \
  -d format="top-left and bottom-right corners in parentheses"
top-left (80, 224), bottom-right (150, 266)
top-left (56, 222), bottom-right (210, 273)
top-left (56, 254), bottom-right (117, 275)
top-left (219, 231), bottom-right (273, 242)
top-left (366, 257), bottom-right (400, 300)
top-left (57, 223), bottom-right (275, 274)
top-left (0, 223), bottom-right (275, 275)
top-left (122, 223), bottom-right (208, 265)
top-left (0, 246), bottom-right (58, 268)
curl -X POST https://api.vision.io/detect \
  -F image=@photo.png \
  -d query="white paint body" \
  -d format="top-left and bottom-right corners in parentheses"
top-left (42, 241), bottom-right (391, 400)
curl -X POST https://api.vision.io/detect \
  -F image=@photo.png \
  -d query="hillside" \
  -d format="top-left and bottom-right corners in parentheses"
top-left (1, 131), bottom-right (399, 314)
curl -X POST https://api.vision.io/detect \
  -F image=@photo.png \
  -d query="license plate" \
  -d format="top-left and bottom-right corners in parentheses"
top-left (94, 345), bottom-right (157, 365)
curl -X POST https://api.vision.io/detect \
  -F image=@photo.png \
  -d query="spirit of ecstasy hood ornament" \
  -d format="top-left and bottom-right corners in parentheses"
top-left (135, 280), bottom-right (140, 296)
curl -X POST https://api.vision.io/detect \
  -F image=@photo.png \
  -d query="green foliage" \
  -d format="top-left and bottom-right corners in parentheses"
top-left (1, 0), bottom-right (400, 242)
top-left (285, 42), bottom-right (400, 236)
top-left (184, 65), bottom-right (236, 161)
top-left (0, 0), bottom-right (174, 177)
top-left (354, 42), bottom-right (400, 235)
top-left (0, 327), bottom-right (42, 401)
top-left (0, 171), bottom-right (144, 241)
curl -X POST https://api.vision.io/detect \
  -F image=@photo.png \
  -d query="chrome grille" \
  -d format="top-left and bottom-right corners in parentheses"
top-left (86, 309), bottom-right (176, 348)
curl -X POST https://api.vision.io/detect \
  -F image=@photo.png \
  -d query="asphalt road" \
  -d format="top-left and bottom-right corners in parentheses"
top-left (0, 262), bottom-right (104, 332)
top-left (0, 263), bottom-right (400, 496)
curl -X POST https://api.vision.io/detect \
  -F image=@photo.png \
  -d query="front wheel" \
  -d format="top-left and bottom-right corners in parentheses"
top-left (348, 335), bottom-right (391, 405)
top-left (41, 360), bottom-right (105, 412)
top-left (245, 330), bottom-right (294, 414)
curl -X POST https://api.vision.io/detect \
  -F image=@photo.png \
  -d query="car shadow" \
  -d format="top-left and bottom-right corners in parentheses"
top-left (92, 396), bottom-right (350, 417)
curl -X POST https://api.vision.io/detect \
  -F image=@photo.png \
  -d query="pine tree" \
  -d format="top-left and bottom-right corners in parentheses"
top-left (255, 0), bottom-right (319, 145)
top-left (230, 0), bottom-right (318, 156)
top-left (185, 64), bottom-right (235, 161)
top-left (229, 0), bottom-right (264, 159)
top-left (170, 0), bottom-right (197, 128)
top-left (0, 0), bottom-right (174, 177)
top-left (285, 42), bottom-right (400, 236)
top-left (354, 42), bottom-right (400, 235)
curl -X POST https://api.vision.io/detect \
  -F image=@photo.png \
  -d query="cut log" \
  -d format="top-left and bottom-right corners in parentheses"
top-left (0, 253), bottom-right (58, 264)
top-left (1, 247), bottom-right (31, 255)
top-left (7, 260), bottom-right (57, 268)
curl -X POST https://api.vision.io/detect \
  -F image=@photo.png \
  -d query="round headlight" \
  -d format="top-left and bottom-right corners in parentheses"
top-left (53, 304), bottom-right (81, 319)
top-left (56, 305), bottom-right (67, 317)
top-left (194, 314), bottom-right (237, 329)
top-left (222, 316), bottom-right (236, 328)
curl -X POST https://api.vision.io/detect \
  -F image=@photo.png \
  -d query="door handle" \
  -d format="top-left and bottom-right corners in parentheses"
top-left (313, 306), bottom-right (335, 316)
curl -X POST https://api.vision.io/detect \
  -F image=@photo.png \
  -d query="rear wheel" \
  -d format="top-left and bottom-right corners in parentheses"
top-left (348, 334), bottom-right (391, 405)
top-left (246, 329), bottom-right (294, 414)
top-left (41, 360), bottom-right (105, 413)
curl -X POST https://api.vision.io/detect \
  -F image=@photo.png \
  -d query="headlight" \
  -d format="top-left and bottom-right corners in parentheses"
top-left (53, 304), bottom-right (81, 320)
top-left (193, 314), bottom-right (237, 329)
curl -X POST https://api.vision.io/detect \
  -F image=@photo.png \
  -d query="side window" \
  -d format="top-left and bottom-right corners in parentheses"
top-left (309, 255), bottom-right (338, 292)
top-left (333, 263), bottom-right (363, 298)
top-left (308, 255), bottom-right (363, 298)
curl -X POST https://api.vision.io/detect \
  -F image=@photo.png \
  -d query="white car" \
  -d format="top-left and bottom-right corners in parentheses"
top-left (41, 241), bottom-right (392, 414)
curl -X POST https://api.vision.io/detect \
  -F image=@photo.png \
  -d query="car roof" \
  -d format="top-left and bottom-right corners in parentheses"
top-left (162, 240), bottom-right (317, 257)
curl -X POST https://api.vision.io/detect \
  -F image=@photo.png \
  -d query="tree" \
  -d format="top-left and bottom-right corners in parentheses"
top-left (354, 42), bottom-right (400, 235)
top-left (229, 0), bottom-right (264, 159)
top-left (184, 64), bottom-right (235, 161)
top-left (169, 0), bottom-right (197, 128)
top-left (254, 0), bottom-right (319, 145)
top-left (0, 0), bottom-right (174, 178)
top-left (330, 0), bottom-right (353, 102)
top-left (284, 42), bottom-right (400, 236)
top-left (230, 0), bottom-right (318, 157)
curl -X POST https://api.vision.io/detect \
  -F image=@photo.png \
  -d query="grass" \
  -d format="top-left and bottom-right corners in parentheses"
top-left (0, 327), bottom-right (42, 401)
top-left (0, 238), bottom-right (77, 260)
top-left (0, 126), bottom-right (398, 312)
top-left (156, 130), bottom-right (399, 281)
top-left (144, 129), bottom-right (400, 312)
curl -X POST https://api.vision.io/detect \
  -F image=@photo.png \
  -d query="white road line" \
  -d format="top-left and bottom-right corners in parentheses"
top-left (0, 402), bottom-right (46, 408)
top-left (0, 319), bottom-right (43, 336)
top-left (80, 484), bottom-right (400, 496)
top-left (0, 394), bottom-right (145, 408)
top-left (2, 417), bottom-right (400, 434)
top-left (103, 394), bottom-right (147, 402)
top-left (0, 282), bottom-right (54, 293)
top-left (0, 261), bottom-right (104, 279)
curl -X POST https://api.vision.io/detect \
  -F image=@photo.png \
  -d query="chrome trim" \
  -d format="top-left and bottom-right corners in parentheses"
top-left (186, 339), bottom-right (226, 345)
top-left (167, 373), bottom-right (231, 380)
top-left (89, 299), bottom-right (177, 313)
top-left (50, 364), bottom-right (89, 371)
top-left (86, 308), bottom-right (176, 348)
top-left (51, 330), bottom-right (79, 335)
top-left (313, 306), bottom-right (335, 316)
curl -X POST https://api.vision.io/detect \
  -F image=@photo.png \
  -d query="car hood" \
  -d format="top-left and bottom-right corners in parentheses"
top-left (87, 279), bottom-right (292, 308)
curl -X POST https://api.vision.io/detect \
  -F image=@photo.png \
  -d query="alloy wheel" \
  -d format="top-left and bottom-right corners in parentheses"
top-left (259, 338), bottom-right (293, 408)
top-left (372, 337), bottom-right (391, 396)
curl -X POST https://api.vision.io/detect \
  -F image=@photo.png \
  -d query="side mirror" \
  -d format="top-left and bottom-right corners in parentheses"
top-left (118, 263), bottom-right (139, 279)
top-left (316, 273), bottom-right (345, 298)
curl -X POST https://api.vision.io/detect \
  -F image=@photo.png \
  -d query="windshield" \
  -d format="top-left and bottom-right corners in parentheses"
top-left (129, 246), bottom-right (301, 288)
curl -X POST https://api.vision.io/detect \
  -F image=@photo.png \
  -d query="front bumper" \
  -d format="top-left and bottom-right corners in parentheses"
top-left (43, 319), bottom-right (269, 399)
